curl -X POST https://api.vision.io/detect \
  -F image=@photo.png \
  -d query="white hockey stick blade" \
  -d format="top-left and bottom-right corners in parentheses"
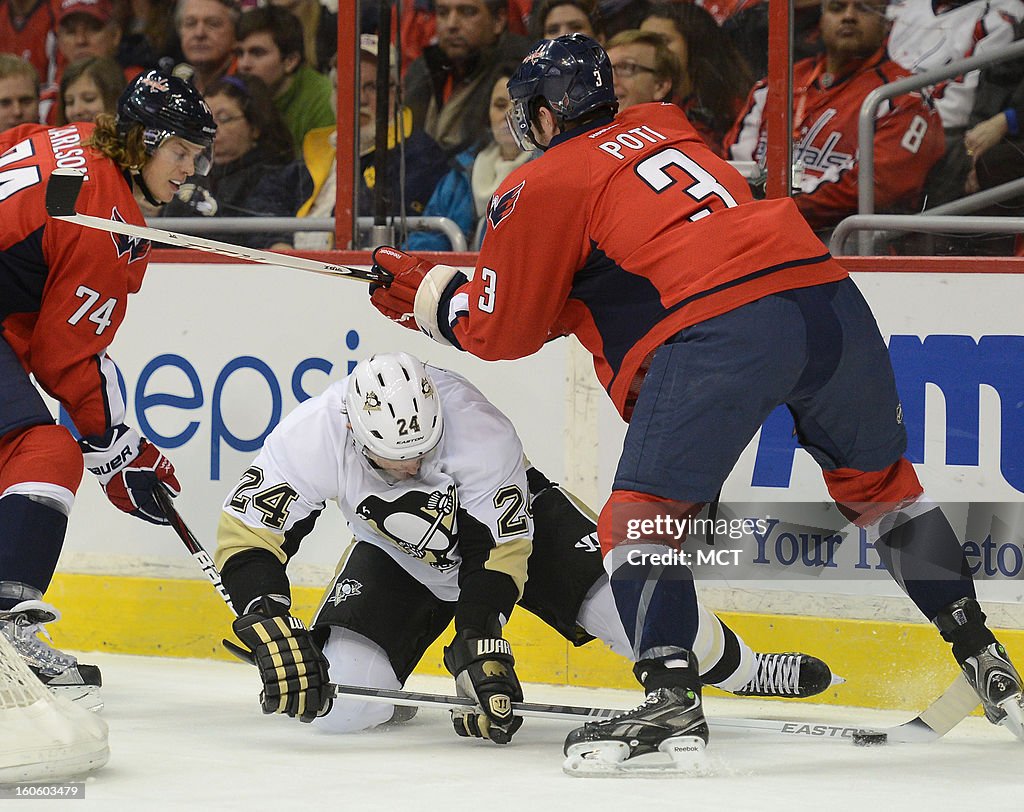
top-left (852, 674), bottom-right (980, 745)
top-left (44, 169), bottom-right (382, 283)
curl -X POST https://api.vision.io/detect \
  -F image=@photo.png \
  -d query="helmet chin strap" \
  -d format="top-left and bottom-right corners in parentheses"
top-left (131, 169), bottom-right (163, 207)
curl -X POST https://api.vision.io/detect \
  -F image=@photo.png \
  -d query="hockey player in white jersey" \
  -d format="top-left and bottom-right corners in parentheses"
top-left (216, 353), bottom-right (833, 740)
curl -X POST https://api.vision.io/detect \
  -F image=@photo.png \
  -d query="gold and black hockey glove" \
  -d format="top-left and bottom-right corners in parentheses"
top-left (231, 597), bottom-right (332, 723)
top-left (443, 631), bottom-right (524, 744)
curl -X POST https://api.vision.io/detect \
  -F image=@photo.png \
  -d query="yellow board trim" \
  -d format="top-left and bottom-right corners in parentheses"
top-left (45, 573), bottom-right (1022, 712)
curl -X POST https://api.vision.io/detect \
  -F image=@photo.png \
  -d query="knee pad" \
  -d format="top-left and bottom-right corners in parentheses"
top-left (823, 458), bottom-right (923, 527)
top-left (597, 489), bottom-right (704, 558)
top-left (0, 424), bottom-right (83, 508)
top-left (314, 627), bottom-right (401, 734)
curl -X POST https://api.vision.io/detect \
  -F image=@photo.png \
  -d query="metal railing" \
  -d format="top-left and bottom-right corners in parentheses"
top-left (152, 215), bottom-right (468, 252)
top-left (830, 214), bottom-right (1024, 255)
top-left (833, 176), bottom-right (1024, 254)
top-left (855, 38), bottom-right (1024, 254)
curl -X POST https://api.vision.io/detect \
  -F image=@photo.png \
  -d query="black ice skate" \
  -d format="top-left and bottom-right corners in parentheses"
top-left (935, 597), bottom-right (1024, 740)
top-left (732, 652), bottom-right (836, 699)
top-left (0, 600), bottom-right (103, 711)
top-left (958, 642), bottom-right (1024, 738)
top-left (563, 654), bottom-right (709, 776)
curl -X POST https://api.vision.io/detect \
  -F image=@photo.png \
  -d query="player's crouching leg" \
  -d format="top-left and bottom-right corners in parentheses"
top-left (313, 627), bottom-right (411, 733)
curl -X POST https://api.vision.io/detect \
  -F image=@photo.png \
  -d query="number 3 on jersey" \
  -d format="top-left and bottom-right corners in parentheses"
top-left (635, 148), bottom-right (738, 222)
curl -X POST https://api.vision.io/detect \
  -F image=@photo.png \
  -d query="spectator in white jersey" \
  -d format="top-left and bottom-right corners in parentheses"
top-left (216, 353), bottom-right (834, 740)
top-left (886, 0), bottom-right (1024, 207)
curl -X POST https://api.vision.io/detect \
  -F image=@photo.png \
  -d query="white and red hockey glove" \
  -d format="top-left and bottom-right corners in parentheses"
top-left (79, 424), bottom-right (180, 525)
top-left (369, 246), bottom-right (466, 347)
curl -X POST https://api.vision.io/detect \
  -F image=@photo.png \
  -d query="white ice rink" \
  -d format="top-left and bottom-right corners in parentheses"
top-left (38, 651), bottom-right (1024, 811)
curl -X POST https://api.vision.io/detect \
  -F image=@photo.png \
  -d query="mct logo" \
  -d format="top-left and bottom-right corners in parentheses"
top-left (750, 335), bottom-right (1024, 493)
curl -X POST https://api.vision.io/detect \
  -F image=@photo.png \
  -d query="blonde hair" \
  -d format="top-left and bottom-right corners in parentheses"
top-left (84, 113), bottom-right (148, 171)
top-left (606, 28), bottom-right (681, 97)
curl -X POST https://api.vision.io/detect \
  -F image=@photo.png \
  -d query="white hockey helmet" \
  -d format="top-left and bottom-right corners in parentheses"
top-left (344, 353), bottom-right (443, 461)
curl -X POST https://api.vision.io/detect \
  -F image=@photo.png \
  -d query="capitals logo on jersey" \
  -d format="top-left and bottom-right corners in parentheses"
top-left (488, 180), bottom-right (525, 230)
top-left (110, 207), bottom-right (151, 264)
top-left (356, 484), bottom-right (460, 570)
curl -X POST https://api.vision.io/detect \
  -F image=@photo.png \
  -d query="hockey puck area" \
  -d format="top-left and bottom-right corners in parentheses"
top-left (851, 732), bottom-right (889, 746)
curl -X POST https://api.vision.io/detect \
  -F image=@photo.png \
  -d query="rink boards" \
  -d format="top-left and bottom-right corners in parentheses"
top-left (48, 259), bottom-right (1024, 711)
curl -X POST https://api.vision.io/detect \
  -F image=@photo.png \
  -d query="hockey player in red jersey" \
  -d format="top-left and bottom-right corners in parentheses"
top-left (368, 34), bottom-right (1024, 774)
top-left (0, 68), bottom-right (216, 707)
top-left (724, 0), bottom-right (945, 235)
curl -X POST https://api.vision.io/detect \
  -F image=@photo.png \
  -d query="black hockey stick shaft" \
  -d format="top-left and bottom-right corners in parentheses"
top-left (154, 488), bottom-right (235, 613)
top-left (44, 169), bottom-right (385, 283)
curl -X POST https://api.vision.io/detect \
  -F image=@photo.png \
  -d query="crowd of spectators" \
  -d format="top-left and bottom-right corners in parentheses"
top-left (0, 0), bottom-right (1021, 253)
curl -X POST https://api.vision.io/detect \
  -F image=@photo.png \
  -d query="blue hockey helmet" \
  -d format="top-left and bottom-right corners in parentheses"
top-left (116, 70), bottom-right (217, 175)
top-left (506, 34), bottom-right (616, 151)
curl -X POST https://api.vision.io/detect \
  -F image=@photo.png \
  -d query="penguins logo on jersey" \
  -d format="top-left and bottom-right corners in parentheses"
top-left (356, 484), bottom-right (459, 570)
top-left (110, 207), bottom-right (151, 264)
top-left (328, 579), bottom-right (362, 605)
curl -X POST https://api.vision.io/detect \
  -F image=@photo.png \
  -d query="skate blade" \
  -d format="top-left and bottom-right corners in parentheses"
top-left (49, 685), bottom-right (104, 713)
top-left (562, 737), bottom-right (709, 778)
top-left (996, 694), bottom-right (1024, 742)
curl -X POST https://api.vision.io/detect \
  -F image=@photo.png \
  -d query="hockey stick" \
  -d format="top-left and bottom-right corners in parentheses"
top-left (850, 674), bottom-right (979, 744)
top-left (154, 488), bottom-right (234, 613)
top-left (326, 682), bottom-right (976, 744)
top-left (151, 490), bottom-right (977, 744)
top-left (44, 169), bottom-right (383, 283)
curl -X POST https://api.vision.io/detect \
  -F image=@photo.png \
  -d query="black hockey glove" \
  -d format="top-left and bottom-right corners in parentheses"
top-left (443, 631), bottom-right (523, 744)
top-left (231, 596), bottom-right (332, 723)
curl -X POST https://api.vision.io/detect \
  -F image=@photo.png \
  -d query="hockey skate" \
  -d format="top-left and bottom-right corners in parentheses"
top-left (732, 652), bottom-right (837, 699)
top-left (0, 601), bottom-right (103, 711)
top-left (935, 597), bottom-right (1024, 741)
top-left (563, 655), bottom-right (709, 777)
top-left (958, 642), bottom-right (1024, 740)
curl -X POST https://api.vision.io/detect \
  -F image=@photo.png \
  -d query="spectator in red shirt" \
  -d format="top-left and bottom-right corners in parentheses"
top-left (725, 0), bottom-right (944, 240)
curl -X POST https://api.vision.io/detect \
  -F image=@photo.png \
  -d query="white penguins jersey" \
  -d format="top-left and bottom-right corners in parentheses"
top-left (887, 0), bottom-right (1024, 129)
top-left (215, 366), bottom-right (533, 603)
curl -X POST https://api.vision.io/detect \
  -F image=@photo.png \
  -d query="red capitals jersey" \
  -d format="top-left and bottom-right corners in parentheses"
top-left (446, 103), bottom-right (848, 418)
top-left (0, 122), bottom-right (151, 438)
top-left (725, 49), bottom-right (945, 230)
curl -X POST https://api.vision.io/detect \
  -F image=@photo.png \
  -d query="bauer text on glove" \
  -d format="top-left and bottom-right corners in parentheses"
top-left (79, 424), bottom-right (179, 525)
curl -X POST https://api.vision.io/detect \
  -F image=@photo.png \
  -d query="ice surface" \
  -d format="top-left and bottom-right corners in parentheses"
top-left (55, 652), bottom-right (1024, 810)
